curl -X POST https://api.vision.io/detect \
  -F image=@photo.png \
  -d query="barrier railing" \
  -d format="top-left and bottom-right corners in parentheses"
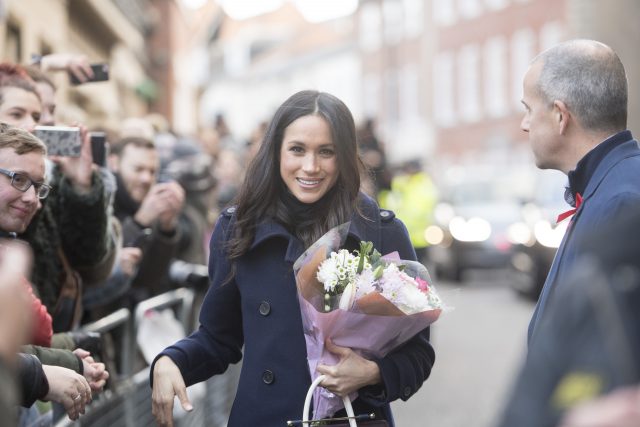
top-left (54, 287), bottom-right (237, 427)
top-left (81, 308), bottom-right (132, 377)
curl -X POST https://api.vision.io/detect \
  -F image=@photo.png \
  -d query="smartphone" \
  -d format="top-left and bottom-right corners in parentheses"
top-left (90, 132), bottom-right (108, 167)
top-left (34, 126), bottom-right (82, 157)
top-left (69, 63), bottom-right (110, 85)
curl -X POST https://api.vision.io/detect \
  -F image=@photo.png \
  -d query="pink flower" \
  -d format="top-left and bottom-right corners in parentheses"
top-left (416, 277), bottom-right (429, 292)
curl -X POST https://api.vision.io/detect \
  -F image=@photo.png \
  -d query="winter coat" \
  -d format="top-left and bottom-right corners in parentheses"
top-left (20, 170), bottom-right (111, 331)
top-left (529, 131), bottom-right (640, 342)
top-left (152, 194), bottom-right (435, 426)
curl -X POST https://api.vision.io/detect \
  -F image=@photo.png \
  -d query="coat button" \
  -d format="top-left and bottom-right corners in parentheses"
top-left (262, 369), bottom-right (275, 384)
top-left (402, 386), bottom-right (412, 398)
top-left (259, 301), bottom-right (271, 316)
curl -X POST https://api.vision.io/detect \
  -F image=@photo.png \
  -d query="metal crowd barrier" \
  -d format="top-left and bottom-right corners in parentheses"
top-left (54, 287), bottom-right (238, 427)
top-left (81, 308), bottom-right (132, 378)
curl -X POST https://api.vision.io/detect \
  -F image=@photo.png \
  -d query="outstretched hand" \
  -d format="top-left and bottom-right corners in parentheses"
top-left (73, 348), bottom-right (109, 393)
top-left (152, 356), bottom-right (193, 427)
top-left (40, 53), bottom-right (93, 83)
top-left (316, 338), bottom-right (381, 397)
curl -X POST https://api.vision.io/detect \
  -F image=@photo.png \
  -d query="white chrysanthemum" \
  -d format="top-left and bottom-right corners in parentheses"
top-left (317, 249), bottom-right (359, 293)
top-left (317, 257), bottom-right (339, 292)
top-left (395, 284), bottom-right (431, 314)
top-left (354, 268), bottom-right (377, 298)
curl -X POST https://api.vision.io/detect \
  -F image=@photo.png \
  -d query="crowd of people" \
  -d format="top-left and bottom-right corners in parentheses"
top-left (1, 37), bottom-right (639, 427)
top-left (0, 53), bottom-right (233, 426)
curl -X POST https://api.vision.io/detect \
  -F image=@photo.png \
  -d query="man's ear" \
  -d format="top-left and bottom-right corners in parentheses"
top-left (553, 100), bottom-right (571, 135)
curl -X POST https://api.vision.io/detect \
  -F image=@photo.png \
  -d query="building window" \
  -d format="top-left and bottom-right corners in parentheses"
top-left (458, 0), bottom-right (482, 20)
top-left (363, 74), bottom-right (381, 119)
top-left (484, 0), bottom-right (508, 11)
top-left (403, 0), bottom-right (424, 39)
top-left (433, 0), bottom-right (456, 26)
top-left (484, 36), bottom-right (508, 118)
top-left (385, 68), bottom-right (400, 123)
top-left (359, 3), bottom-right (382, 52)
top-left (433, 51), bottom-right (456, 126)
top-left (400, 64), bottom-right (420, 120)
top-left (540, 21), bottom-right (565, 52)
top-left (223, 42), bottom-right (250, 76)
top-left (511, 28), bottom-right (535, 110)
top-left (458, 44), bottom-right (481, 122)
top-left (5, 22), bottom-right (22, 63)
top-left (383, 0), bottom-right (404, 45)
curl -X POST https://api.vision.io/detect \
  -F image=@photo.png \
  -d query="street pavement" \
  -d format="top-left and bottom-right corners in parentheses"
top-left (391, 271), bottom-right (536, 427)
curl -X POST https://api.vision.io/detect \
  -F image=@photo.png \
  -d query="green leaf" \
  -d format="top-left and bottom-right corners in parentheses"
top-left (373, 264), bottom-right (384, 280)
top-left (357, 241), bottom-right (373, 273)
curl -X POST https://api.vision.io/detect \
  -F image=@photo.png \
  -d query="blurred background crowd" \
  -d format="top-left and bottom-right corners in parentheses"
top-left (0, 0), bottom-right (639, 426)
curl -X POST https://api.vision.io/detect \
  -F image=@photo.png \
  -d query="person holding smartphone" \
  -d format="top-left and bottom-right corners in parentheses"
top-left (106, 136), bottom-right (186, 308)
top-left (0, 63), bottom-right (114, 333)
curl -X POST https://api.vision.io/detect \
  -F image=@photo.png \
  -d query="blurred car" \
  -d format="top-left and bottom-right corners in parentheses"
top-left (508, 171), bottom-right (568, 300)
top-left (427, 178), bottom-right (523, 282)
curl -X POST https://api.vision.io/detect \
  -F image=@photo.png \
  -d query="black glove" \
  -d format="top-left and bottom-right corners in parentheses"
top-left (69, 331), bottom-right (102, 357)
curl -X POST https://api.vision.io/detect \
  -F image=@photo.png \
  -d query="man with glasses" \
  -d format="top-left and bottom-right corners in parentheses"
top-left (0, 123), bottom-right (48, 234)
top-left (0, 122), bottom-right (97, 422)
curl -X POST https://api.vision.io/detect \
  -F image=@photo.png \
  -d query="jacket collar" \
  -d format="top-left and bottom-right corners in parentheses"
top-left (582, 132), bottom-right (639, 201)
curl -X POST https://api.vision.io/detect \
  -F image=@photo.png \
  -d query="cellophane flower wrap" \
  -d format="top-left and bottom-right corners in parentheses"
top-left (293, 222), bottom-right (444, 420)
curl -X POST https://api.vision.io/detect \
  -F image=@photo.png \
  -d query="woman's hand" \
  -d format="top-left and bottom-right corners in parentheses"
top-left (316, 339), bottom-right (381, 397)
top-left (43, 364), bottom-right (92, 420)
top-left (152, 356), bottom-right (193, 427)
top-left (73, 348), bottom-right (109, 393)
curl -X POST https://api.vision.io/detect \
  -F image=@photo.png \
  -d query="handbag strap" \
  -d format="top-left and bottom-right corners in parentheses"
top-left (303, 374), bottom-right (357, 427)
top-left (53, 248), bottom-right (84, 331)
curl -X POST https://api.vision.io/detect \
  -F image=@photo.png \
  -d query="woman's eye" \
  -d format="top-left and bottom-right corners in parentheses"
top-left (290, 146), bottom-right (304, 153)
top-left (320, 149), bottom-right (335, 156)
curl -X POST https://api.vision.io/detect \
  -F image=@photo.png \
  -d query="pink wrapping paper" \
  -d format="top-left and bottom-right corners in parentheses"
top-left (293, 223), bottom-right (443, 419)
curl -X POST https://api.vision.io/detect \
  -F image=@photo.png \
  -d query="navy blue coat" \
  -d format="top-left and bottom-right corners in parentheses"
top-left (153, 194), bottom-right (435, 426)
top-left (528, 132), bottom-right (640, 343)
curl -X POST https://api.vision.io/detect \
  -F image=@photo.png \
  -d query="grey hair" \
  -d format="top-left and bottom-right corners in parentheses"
top-left (532, 39), bottom-right (628, 133)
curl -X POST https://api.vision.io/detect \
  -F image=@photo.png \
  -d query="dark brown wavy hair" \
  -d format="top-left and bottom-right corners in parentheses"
top-left (227, 90), bottom-right (362, 261)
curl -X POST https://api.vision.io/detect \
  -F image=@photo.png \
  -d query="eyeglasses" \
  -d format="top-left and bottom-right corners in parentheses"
top-left (0, 168), bottom-right (51, 199)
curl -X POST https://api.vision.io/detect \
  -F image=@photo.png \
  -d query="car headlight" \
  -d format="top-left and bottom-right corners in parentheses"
top-left (424, 225), bottom-right (445, 245)
top-left (534, 220), bottom-right (568, 248)
top-left (507, 221), bottom-right (533, 245)
top-left (449, 216), bottom-right (491, 242)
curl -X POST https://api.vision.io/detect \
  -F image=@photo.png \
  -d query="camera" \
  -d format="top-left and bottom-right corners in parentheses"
top-left (34, 125), bottom-right (81, 157)
top-left (169, 260), bottom-right (209, 289)
top-left (69, 63), bottom-right (110, 85)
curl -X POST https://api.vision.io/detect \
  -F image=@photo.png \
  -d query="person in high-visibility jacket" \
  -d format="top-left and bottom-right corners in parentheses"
top-left (379, 159), bottom-right (438, 263)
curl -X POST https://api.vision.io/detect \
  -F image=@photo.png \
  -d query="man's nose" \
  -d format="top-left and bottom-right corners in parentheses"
top-left (520, 115), bottom-right (530, 132)
top-left (24, 117), bottom-right (38, 133)
top-left (21, 185), bottom-right (39, 203)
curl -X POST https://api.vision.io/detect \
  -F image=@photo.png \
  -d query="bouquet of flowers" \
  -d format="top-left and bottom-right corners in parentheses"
top-left (294, 222), bottom-right (444, 420)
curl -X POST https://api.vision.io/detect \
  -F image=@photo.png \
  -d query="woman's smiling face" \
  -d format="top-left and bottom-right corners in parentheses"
top-left (279, 114), bottom-right (339, 204)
